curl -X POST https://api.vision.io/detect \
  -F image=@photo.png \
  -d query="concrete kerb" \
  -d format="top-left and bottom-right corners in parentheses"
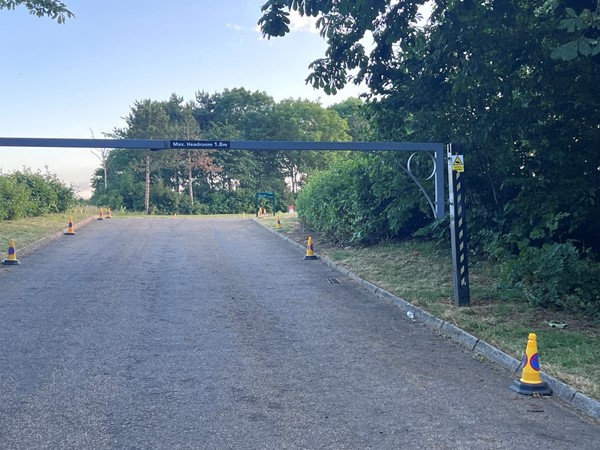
top-left (12, 216), bottom-right (97, 259)
top-left (252, 218), bottom-right (600, 421)
top-left (572, 392), bottom-right (600, 419)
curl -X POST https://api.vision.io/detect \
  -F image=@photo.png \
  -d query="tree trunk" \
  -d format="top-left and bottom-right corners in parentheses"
top-left (187, 151), bottom-right (194, 205)
top-left (103, 164), bottom-right (108, 190)
top-left (292, 165), bottom-right (298, 194)
top-left (145, 153), bottom-right (151, 214)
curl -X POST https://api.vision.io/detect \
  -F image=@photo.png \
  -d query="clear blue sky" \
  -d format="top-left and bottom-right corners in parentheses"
top-left (0, 1), bottom-right (364, 197)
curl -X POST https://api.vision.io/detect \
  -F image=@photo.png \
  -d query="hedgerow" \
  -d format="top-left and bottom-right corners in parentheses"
top-left (0, 169), bottom-right (76, 220)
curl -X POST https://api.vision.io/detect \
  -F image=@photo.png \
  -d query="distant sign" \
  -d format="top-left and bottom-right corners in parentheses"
top-left (451, 154), bottom-right (464, 172)
top-left (169, 140), bottom-right (230, 149)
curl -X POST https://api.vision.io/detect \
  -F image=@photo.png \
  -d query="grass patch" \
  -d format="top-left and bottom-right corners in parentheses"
top-left (268, 214), bottom-right (600, 401)
top-left (0, 206), bottom-right (98, 251)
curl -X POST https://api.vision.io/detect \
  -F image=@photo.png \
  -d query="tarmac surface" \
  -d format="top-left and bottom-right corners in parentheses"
top-left (0, 217), bottom-right (598, 449)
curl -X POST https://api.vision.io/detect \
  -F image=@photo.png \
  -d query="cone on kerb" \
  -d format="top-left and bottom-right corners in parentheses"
top-left (510, 333), bottom-right (552, 395)
top-left (98, 207), bottom-right (104, 220)
top-left (64, 217), bottom-right (76, 235)
top-left (276, 213), bottom-right (282, 229)
top-left (106, 207), bottom-right (112, 219)
top-left (2, 240), bottom-right (20, 265)
top-left (304, 236), bottom-right (318, 260)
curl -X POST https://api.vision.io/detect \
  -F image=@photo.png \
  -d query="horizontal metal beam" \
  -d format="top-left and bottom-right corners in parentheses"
top-left (0, 137), bottom-right (169, 150)
top-left (229, 141), bottom-right (445, 152)
top-left (0, 137), bottom-right (444, 152)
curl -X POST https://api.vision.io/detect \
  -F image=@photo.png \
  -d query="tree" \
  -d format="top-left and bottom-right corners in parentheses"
top-left (258, 0), bottom-right (426, 95)
top-left (551, 1), bottom-right (600, 60)
top-left (92, 89), bottom-right (355, 215)
top-left (259, 0), bottom-right (600, 315)
top-left (329, 98), bottom-right (372, 142)
top-left (259, 0), bottom-right (600, 250)
top-left (114, 99), bottom-right (171, 214)
top-left (193, 88), bottom-right (277, 193)
top-left (0, 0), bottom-right (74, 23)
top-left (263, 98), bottom-right (351, 193)
top-left (163, 95), bottom-right (219, 206)
top-left (90, 129), bottom-right (111, 191)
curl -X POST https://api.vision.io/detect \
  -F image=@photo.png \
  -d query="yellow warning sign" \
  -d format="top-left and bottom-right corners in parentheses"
top-left (452, 155), bottom-right (464, 172)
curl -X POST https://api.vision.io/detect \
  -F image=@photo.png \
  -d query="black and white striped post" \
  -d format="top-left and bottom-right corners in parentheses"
top-left (448, 144), bottom-right (470, 306)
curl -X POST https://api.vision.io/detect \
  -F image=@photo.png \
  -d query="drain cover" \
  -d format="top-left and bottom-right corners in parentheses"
top-left (327, 278), bottom-right (340, 284)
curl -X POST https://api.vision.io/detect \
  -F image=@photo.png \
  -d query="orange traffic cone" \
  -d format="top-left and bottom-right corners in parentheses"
top-left (2, 239), bottom-right (20, 265)
top-left (98, 207), bottom-right (104, 220)
top-left (106, 207), bottom-right (112, 219)
top-left (64, 217), bottom-right (76, 235)
top-left (276, 213), bottom-right (282, 229)
top-left (510, 333), bottom-right (552, 395)
top-left (304, 236), bottom-right (318, 260)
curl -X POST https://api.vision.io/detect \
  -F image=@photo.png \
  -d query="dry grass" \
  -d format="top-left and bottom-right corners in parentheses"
top-left (0, 206), bottom-right (98, 252)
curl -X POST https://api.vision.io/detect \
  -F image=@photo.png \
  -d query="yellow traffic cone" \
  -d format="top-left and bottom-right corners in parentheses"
top-left (64, 217), bottom-right (76, 235)
top-left (304, 236), bottom-right (318, 260)
top-left (276, 213), bottom-right (282, 229)
top-left (510, 333), bottom-right (552, 395)
top-left (106, 207), bottom-right (112, 219)
top-left (98, 207), bottom-right (104, 220)
top-left (2, 239), bottom-right (20, 265)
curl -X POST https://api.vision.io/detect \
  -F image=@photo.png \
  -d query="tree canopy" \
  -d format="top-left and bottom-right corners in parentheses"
top-left (91, 89), bottom-right (352, 215)
top-left (259, 0), bottom-right (600, 316)
top-left (258, 0), bottom-right (600, 251)
top-left (0, 0), bottom-right (74, 23)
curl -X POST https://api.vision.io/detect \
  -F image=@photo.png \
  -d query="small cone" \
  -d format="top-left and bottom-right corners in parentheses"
top-left (304, 236), bottom-right (318, 260)
top-left (276, 213), bottom-right (282, 229)
top-left (64, 217), bottom-right (76, 235)
top-left (106, 207), bottom-right (112, 219)
top-left (98, 207), bottom-right (104, 220)
top-left (510, 333), bottom-right (552, 395)
top-left (3, 239), bottom-right (20, 265)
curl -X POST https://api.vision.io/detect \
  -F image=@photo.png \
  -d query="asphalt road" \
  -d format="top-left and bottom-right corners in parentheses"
top-left (0, 217), bottom-right (598, 449)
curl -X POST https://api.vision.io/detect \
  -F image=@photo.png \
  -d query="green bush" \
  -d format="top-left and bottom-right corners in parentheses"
top-left (296, 154), bottom-right (430, 244)
top-left (11, 171), bottom-right (59, 216)
top-left (0, 170), bottom-right (75, 220)
top-left (42, 171), bottom-right (76, 212)
top-left (0, 176), bottom-right (32, 220)
top-left (207, 190), bottom-right (250, 214)
top-left (502, 242), bottom-right (600, 316)
top-left (150, 181), bottom-right (178, 214)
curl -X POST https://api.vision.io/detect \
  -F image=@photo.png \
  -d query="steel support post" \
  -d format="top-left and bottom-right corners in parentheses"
top-left (448, 145), bottom-right (470, 306)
